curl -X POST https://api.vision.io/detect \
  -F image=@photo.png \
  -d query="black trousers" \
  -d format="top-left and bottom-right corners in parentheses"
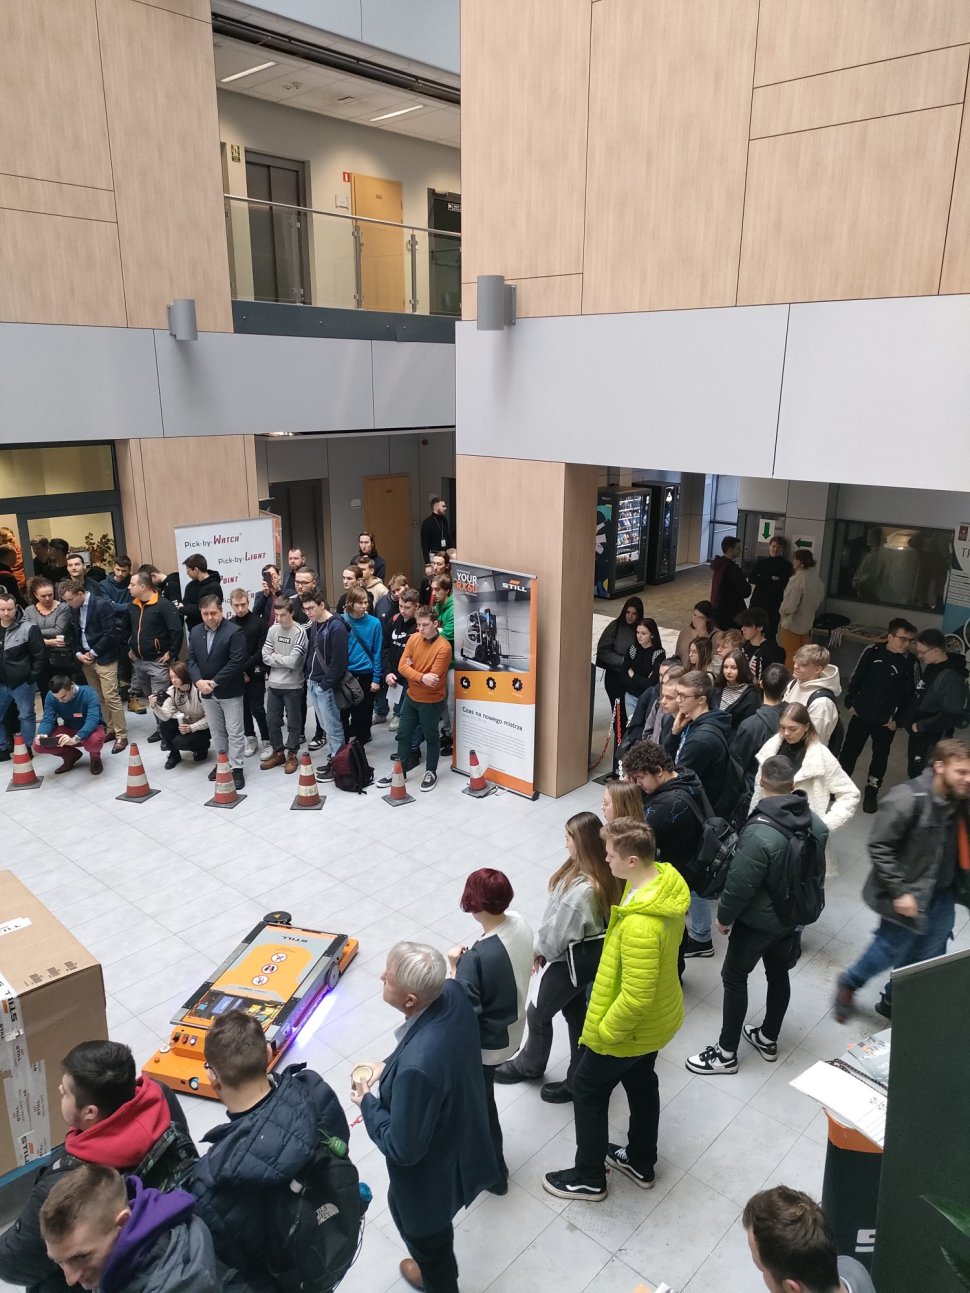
top-left (840, 715), bottom-right (895, 787)
top-left (388, 1195), bottom-right (457, 1293)
top-left (908, 730), bottom-right (942, 779)
top-left (719, 920), bottom-right (795, 1053)
top-left (242, 675), bottom-right (268, 741)
top-left (511, 959), bottom-right (588, 1089)
top-left (482, 1065), bottom-right (508, 1180)
top-left (157, 717), bottom-right (209, 758)
top-left (341, 671), bottom-right (374, 744)
top-left (573, 1047), bottom-right (659, 1181)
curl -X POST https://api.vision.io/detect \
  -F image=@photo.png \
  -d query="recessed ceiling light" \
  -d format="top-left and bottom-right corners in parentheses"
top-left (371, 103), bottom-right (423, 122)
top-left (220, 60), bottom-right (276, 83)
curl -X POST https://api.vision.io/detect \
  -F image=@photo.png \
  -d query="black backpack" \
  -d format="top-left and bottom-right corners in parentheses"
top-left (806, 688), bottom-right (845, 757)
top-left (261, 1124), bottom-right (368, 1293)
top-left (331, 738), bottom-right (373, 793)
top-left (679, 788), bottom-right (738, 899)
top-left (709, 726), bottom-right (747, 821)
top-left (130, 1121), bottom-right (199, 1191)
top-left (754, 814), bottom-right (826, 927)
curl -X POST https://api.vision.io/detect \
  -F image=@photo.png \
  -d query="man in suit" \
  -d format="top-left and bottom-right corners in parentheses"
top-left (187, 593), bottom-right (247, 789)
top-left (59, 578), bottom-right (128, 754)
top-left (351, 941), bottom-right (500, 1293)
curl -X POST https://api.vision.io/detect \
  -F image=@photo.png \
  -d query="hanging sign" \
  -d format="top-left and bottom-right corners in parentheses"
top-left (453, 562), bottom-right (538, 799)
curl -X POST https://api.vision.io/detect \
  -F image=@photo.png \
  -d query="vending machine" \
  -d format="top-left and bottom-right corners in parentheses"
top-left (644, 483), bottom-right (681, 585)
top-left (595, 488), bottom-right (651, 598)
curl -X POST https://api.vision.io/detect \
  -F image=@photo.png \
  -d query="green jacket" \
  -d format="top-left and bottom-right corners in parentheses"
top-left (434, 595), bottom-right (454, 670)
top-left (580, 863), bottom-right (689, 1058)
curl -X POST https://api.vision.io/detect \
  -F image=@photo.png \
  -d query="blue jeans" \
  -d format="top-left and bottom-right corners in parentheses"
top-left (0, 682), bottom-right (36, 750)
top-left (688, 892), bottom-right (713, 941)
top-left (843, 889), bottom-right (955, 1002)
top-left (308, 681), bottom-right (344, 755)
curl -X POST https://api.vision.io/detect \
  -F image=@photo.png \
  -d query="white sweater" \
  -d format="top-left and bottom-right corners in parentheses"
top-left (751, 734), bottom-right (860, 832)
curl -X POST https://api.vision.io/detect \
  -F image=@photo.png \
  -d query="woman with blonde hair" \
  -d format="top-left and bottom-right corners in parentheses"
top-left (493, 811), bottom-right (623, 1104)
top-left (602, 778), bottom-right (645, 823)
top-left (687, 635), bottom-right (715, 681)
top-left (751, 702), bottom-right (859, 872)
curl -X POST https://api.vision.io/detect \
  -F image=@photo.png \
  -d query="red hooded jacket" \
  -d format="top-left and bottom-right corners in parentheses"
top-left (65, 1076), bottom-right (171, 1169)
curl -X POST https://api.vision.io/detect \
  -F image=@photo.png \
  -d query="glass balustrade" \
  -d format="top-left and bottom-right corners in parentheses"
top-left (224, 194), bottom-right (461, 317)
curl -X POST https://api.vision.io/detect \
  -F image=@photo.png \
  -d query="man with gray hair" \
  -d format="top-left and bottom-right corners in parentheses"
top-left (351, 941), bottom-right (500, 1293)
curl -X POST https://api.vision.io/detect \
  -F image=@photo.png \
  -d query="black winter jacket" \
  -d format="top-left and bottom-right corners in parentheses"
top-left (232, 610), bottom-right (268, 679)
top-left (642, 768), bottom-right (706, 874)
top-left (0, 611), bottom-right (45, 688)
top-left (129, 596), bottom-right (183, 662)
top-left (595, 598), bottom-right (644, 689)
top-left (748, 555), bottom-right (792, 616)
top-left (663, 707), bottom-right (734, 804)
top-left (908, 654), bottom-right (966, 736)
top-left (712, 683), bottom-right (761, 729)
top-left (862, 770), bottom-right (964, 932)
top-left (188, 1067), bottom-right (349, 1291)
top-left (733, 704), bottom-right (783, 776)
top-left (845, 643), bottom-right (916, 726)
top-left (382, 610), bottom-right (416, 679)
top-left (182, 571), bottom-right (223, 631)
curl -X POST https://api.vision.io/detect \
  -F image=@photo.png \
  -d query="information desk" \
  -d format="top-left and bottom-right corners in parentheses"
top-left (143, 912), bottom-right (358, 1099)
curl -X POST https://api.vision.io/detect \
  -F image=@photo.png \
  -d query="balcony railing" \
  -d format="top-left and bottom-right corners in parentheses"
top-left (224, 194), bottom-right (461, 317)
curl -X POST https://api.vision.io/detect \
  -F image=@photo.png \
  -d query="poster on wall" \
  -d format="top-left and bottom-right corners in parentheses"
top-left (943, 522), bottom-right (970, 650)
top-left (173, 515), bottom-right (281, 609)
top-left (452, 562), bottom-right (538, 799)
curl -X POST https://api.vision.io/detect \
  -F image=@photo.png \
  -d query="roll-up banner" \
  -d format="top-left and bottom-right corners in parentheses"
top-left (943, 521), bottom-right (970, 649)
top-left (174, 515), bottom-right (281, 605)
top-left (453, 563), bottom-right (538, 799)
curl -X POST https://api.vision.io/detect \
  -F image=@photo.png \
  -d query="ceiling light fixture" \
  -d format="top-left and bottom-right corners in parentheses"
top-left (370, 103), bottom-right (423, 121)
top-left (220, 60), bottom-right (276, 83)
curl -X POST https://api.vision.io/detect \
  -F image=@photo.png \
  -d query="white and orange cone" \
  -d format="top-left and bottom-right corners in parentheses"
top-left (115, 742), bottom-right (160, 802)
top-left (290, 752), bottom-right (324, 810)
top-left (205, 751), bottom-right (246, 809)
top-left (382, 758), bottom-right (414, 807)
top-left (462, 748), bottom-right (497, 798)
top-left (7, 734), bottom-right (43, 791)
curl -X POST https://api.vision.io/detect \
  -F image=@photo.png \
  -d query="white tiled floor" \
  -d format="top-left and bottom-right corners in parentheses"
top-left (2, 697), bottom-right (967, 1293)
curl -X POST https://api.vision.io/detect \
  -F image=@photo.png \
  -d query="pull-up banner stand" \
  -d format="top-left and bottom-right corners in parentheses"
top-left (452, 562), bottom-right (538, 799)
top-left (174, 515), bottom-right (281, 605)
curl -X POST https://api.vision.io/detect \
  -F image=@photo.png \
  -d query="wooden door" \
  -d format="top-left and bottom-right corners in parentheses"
top-left (363, 474), bottom-right (413, 585)
top-left (351, 174), bottom-right (405, 311)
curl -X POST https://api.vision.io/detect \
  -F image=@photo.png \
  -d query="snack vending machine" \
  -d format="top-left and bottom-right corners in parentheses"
top-left (595, 488), bottom-right (651, 598)
top-left (645, 483), bottom-right (681, 585)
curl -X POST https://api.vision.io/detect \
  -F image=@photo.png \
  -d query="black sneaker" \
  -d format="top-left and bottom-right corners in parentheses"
top-left (833, 975), bottom-right (855, 1023)
top-left (315, 761), bottom-right (334, 783)
top-left (207, 767), bottom-right (218, 782)
top-left (742, 1024), bottom-right (778, 1062)
top-left (0, 748), bottom-right (10, 762)
top-left (232, 769), bottom-right (245, 790)
top-left (164, 752), bottom-right (181, 770)
top-left (605, 1144), bottom-right (654, 1189)
top-left (540, 1081), bottom-right (573, 1104)
top-left (376, 773), bottom-right (396, 788)
top-left (685, 1044), bottom-right (738, 1075)
top-left (542, 1169), bottom-right (606, 1202)
top-left (863, 785), bottom-right (879, 814)
top-left (147, 730), bottom-right (162, 744)
top-left (493, 1062), bottom-right (531, 1085)
top-left (439, 739), bottom-right (453, 756)
top-left (874, 994), bottom-right (892, 1021)
top-left (683, 937), bottom-right (715, 958)
top-left (405, 751), bottom-right (422, 772)
top-left (420, 771), bottom-right (437, 792)
top-left (308, 736), bottom-right (326, 752)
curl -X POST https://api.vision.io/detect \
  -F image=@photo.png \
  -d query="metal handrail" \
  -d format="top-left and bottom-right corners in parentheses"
top-left (223, 193), bottom-right (461, 239)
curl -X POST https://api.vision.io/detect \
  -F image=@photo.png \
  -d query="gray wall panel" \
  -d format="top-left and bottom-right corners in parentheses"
top-left (154, 331), bottom-right (375, 437)
top-left (0, 324), bottom-right (162, 443)
top-left (777, 295), bottom-right (970, 492)
top-left (455, 305), bottom-right (789, 476)
top-left (373, 340), bottom-right (456, 428)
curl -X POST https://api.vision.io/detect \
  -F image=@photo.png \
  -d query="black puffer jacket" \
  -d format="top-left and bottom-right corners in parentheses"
top-left (642, 768), bottom-right (706, 874)
top-left (0, 610), bottom-right (44, 688)
top-left (908, 654), bottom-right (967, 737)
top-left (188, 1067), bottom-right (349, 1288)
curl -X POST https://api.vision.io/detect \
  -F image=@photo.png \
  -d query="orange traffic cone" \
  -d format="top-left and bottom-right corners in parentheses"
top-left (290, 752), bottom-right (324, 811)
top-left (115, 742), bottom-right (161, 803)
top-left (462, 748), bottom-right (497, 798)
top-left (381, 758), bottom-right (414, 807)
top-left (7, 734), bottom-right (43, 791)
top-left (205, 751), bottom-right (246, 809)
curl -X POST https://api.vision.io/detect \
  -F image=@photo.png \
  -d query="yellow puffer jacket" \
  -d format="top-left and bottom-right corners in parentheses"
top-left (580, 862), bottom-right (689, 1058)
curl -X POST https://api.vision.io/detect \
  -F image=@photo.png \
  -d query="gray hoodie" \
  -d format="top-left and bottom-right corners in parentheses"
top-left (533, 877), bottom-right (605, 963)
top-left (261, 621), bottom-right (308, 690)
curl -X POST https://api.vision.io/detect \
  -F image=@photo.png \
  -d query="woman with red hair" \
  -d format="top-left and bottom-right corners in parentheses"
top-left (449, 869), bottom-right (534, 1195)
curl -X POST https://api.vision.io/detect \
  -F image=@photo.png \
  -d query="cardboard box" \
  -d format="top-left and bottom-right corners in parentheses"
top-left (0, 871), bottom-right (107, 1180)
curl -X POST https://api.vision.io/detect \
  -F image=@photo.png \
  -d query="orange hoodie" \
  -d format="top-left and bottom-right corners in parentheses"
top-left (398, 629), bottom-right (452, 703)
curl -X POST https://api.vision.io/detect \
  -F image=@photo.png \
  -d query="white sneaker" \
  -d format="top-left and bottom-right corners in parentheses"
top-left (388, 715), bottom-right (400, 732)
top-left (244, 736), bottom-right (258, 758)
top-left (259, 741), bottom-right (273, 761)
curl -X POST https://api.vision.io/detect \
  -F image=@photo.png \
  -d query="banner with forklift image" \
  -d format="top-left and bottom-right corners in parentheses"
top-left (452, 562), bottom-right (538, 799)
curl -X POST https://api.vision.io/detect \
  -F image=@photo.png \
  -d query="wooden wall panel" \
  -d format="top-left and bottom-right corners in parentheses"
top-left (0, 176), bottom-right (116, 223)
top-left (120, 436), bottom-right (259, 572)
top-left (738, 107), bottom-right (962, 305)
top-left (0, 0), bottom-right (112, 190)
top-left (460, 0), bottom-right (592, 283)
top-left (582, 0), bottom-right (759, 314)
top-left (940, 106), bottom-right (970, 293)
top-left (456, 455), bottom-right (597, 797)
top-left (0, 210), bottom-right (126, 326)
top-left (755, 0), bottom-right (970, 86)
top-left (751, 45), bottom-right (969, 138)
top-left (97, 0), bottom-right (233, 332)
top-left (138, 0), bottom-right (210, 19)
top-left (461, 275), bottom-right (584, 322)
